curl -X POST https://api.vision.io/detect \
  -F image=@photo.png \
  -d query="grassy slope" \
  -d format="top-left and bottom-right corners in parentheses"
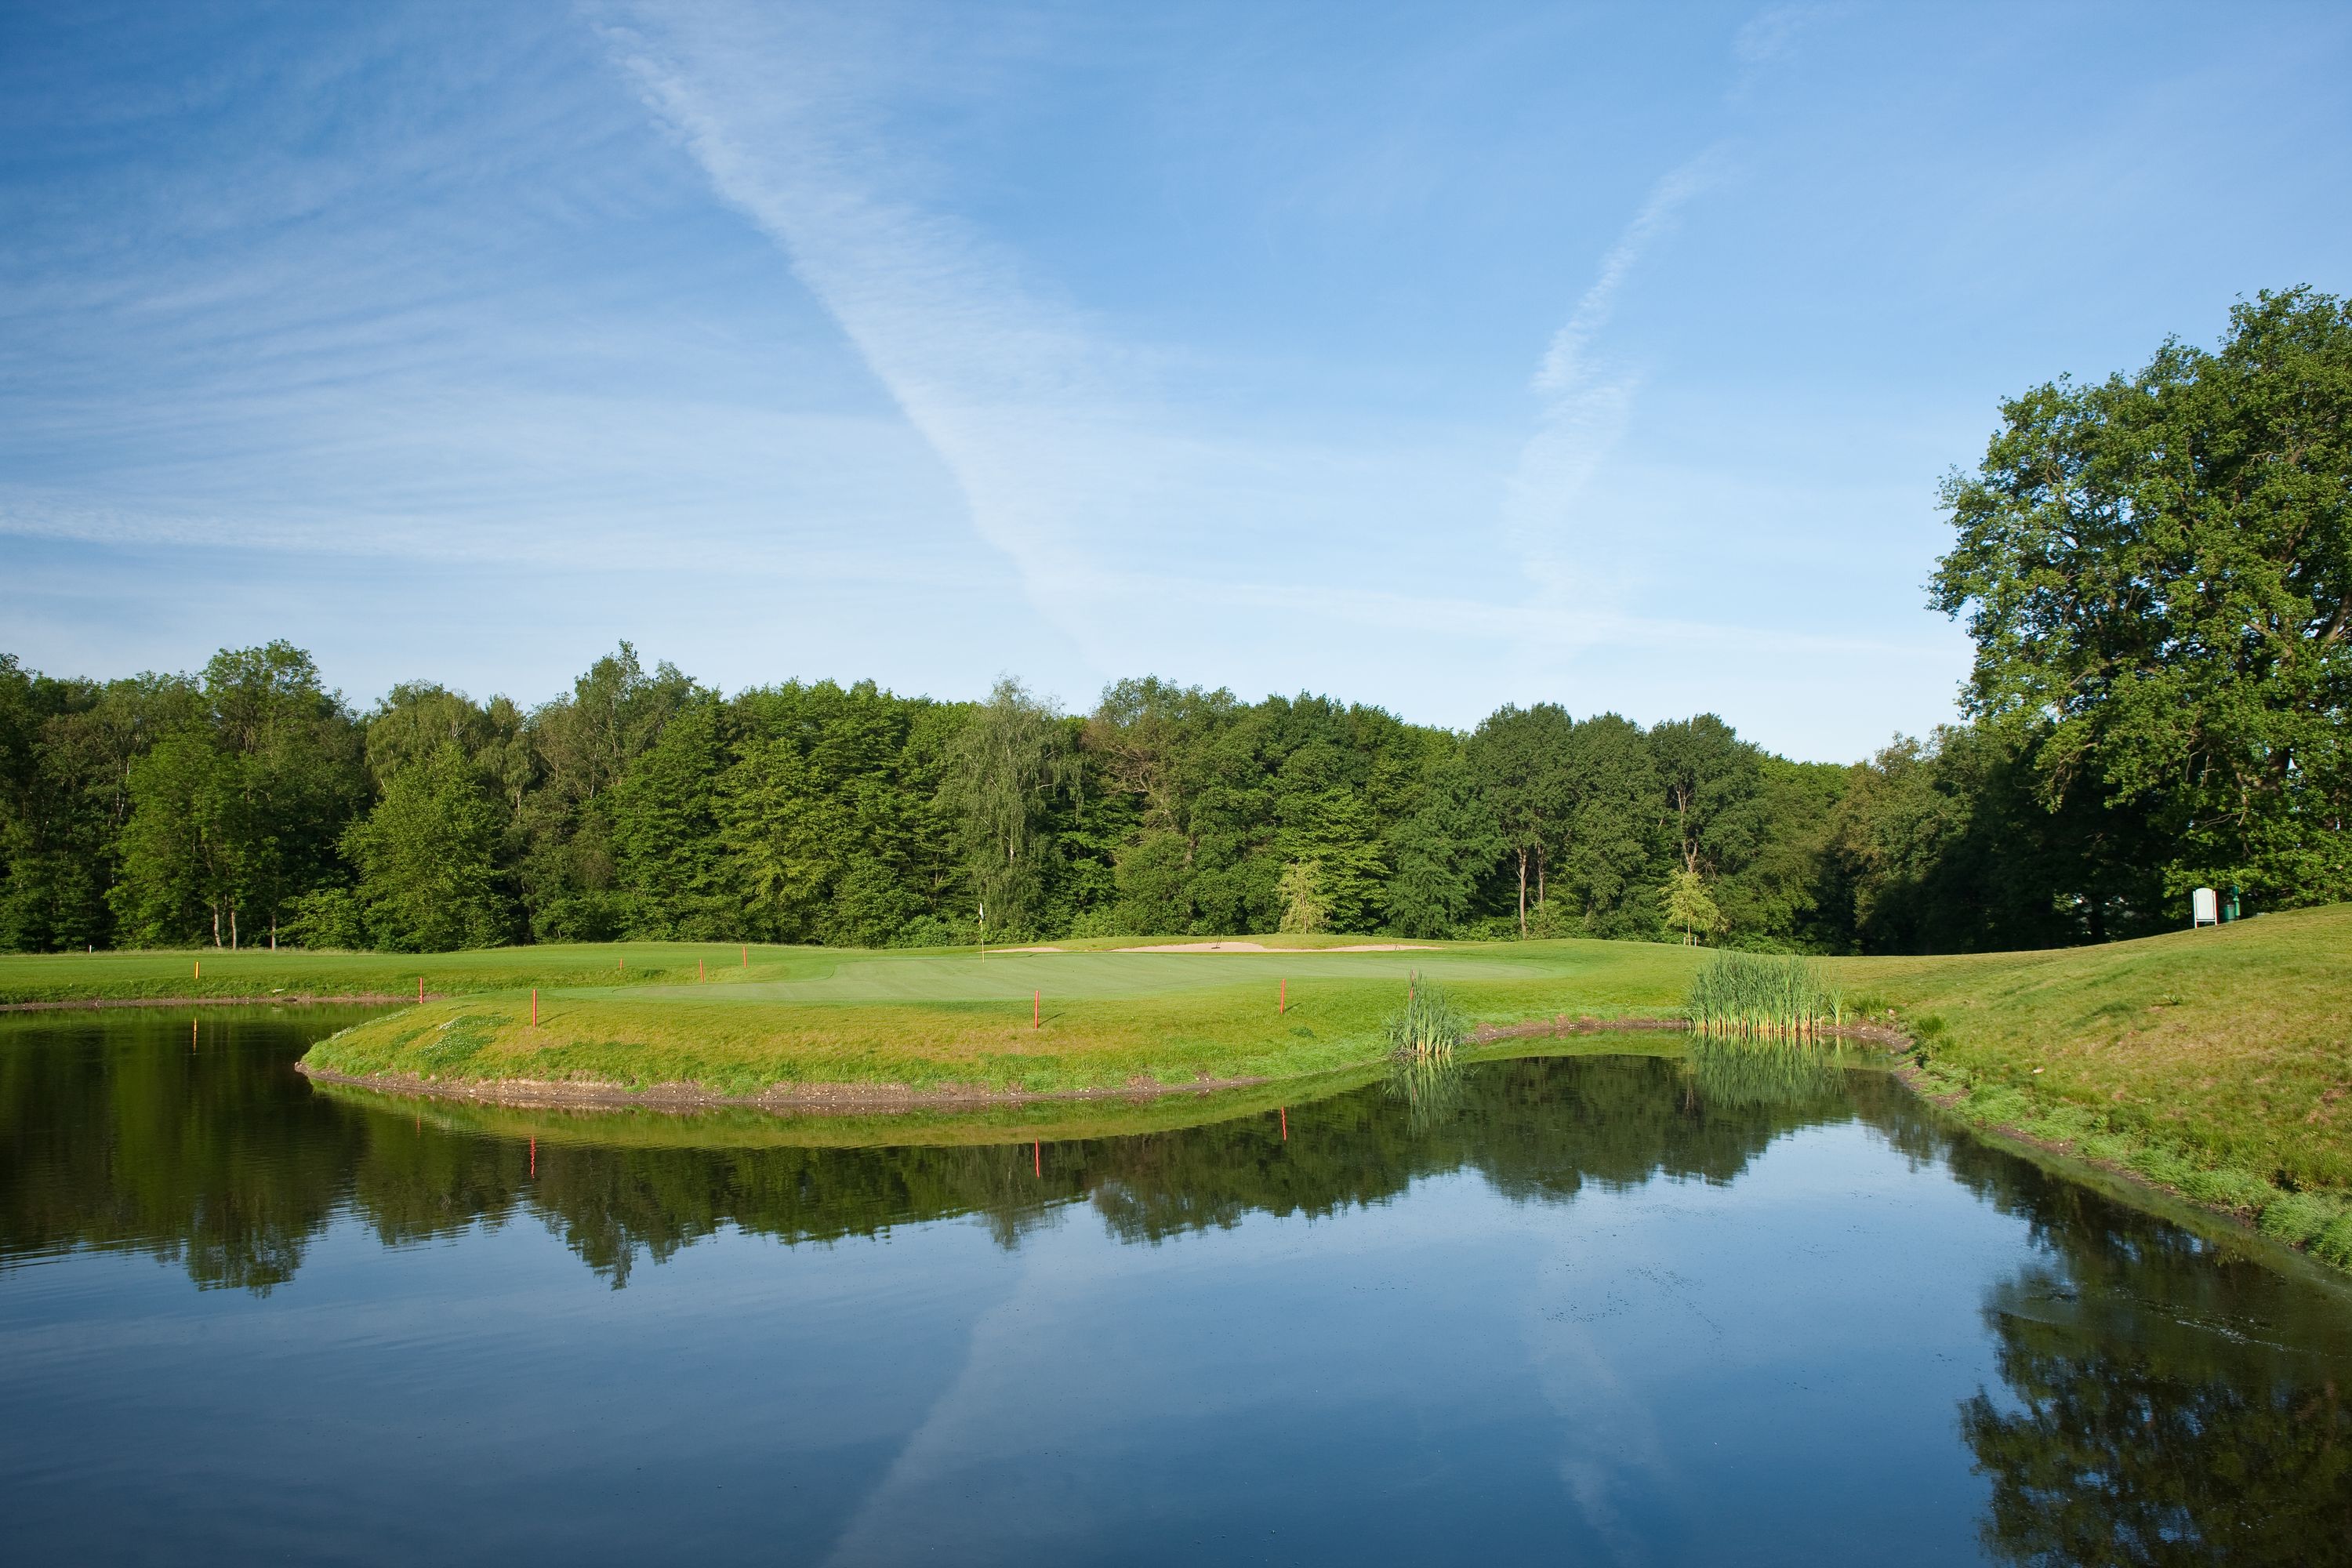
top-left (1855, 904), bottom-right (2352, 1266)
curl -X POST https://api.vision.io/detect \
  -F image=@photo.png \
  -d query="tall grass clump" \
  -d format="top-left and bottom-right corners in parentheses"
top-left (1685, 951), bottom-right (1843, 1040)
top-left (1384, 971), bottom-right (1468, 1058)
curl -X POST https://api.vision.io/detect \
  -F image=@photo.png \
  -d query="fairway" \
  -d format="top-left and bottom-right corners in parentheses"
top-left (626, 946), bottom-right (1593, 1005)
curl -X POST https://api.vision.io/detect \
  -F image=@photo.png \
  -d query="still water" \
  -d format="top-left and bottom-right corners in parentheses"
top-left (3, 1008), bottom-right (2348, 1564)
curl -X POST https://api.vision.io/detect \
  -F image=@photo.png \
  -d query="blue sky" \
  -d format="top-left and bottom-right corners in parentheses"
top-left (4, 2), bottom-right (2347, 760)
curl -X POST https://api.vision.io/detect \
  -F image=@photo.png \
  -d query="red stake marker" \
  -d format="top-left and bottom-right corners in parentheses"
top-left (418, 976), bottom-right (424, 1004)
top-left (1281, 1107), bottom-right (1288, 1142)
top-left (531, 988), bottom-right (538, 1027)
top-left (1279, 978), bottom-right (1286, 1014)
top-left (1033, 989), bottom-right (1040, 1029)
top-left (530, 1138), bottom-right (536, 1178)
top-left (699, 958), bottom-right (706, 982)
top-left (1034, 1140), bottom-right (1041, 1178)
top-left (741, 945), bottom-right (748, 968)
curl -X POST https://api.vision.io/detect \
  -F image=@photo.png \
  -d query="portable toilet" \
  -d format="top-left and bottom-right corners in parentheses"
top-left (2191, 887), bottom-right (2219, 927)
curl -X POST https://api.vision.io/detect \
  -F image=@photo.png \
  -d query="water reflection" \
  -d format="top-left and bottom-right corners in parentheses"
top-left (5, 1010), bottom-right (2350, 1563)
top-left (1687, 1036), bottom-right (1852, 1113)
top-left (0, 1009), bottom-right (371, 1291)
top-left (1, 1014), bottom-right (1849, 1288)
top-left (1384, 1051), bottom-right (1465, 1133)
top-left (1936, 1143), bottom-right (2352, 1560)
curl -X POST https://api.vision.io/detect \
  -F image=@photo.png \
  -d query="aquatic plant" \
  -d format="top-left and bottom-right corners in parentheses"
top-left (1683, 951), bottom-right (1843, 1040)
top-left (1384, 971), bottom-right (1468, 1058)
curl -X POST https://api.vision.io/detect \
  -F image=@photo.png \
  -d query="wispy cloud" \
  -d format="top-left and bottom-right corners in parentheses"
top-left (601, 4), bottom-right (1166, 659)
top-left (1730, 4), bottom-right (1841, 106)
top-left (1500, 5), bottom-right (1834, 647)
top-left (1502, 147), bottom-right (1724, 619)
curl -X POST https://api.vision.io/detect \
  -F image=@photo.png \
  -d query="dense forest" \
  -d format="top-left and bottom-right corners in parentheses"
top-left (2, 289), bottom-right (2343, 956)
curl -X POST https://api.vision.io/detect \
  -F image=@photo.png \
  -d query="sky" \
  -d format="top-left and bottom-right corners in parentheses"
top-left (2, 2), bottom-right (2347, 761)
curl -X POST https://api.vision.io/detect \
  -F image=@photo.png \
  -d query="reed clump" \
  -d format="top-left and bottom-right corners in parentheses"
top-left (1684, 951), bottom-right (1843, 1040)
top-left (1384, 971), bottom-right (1468, 1058)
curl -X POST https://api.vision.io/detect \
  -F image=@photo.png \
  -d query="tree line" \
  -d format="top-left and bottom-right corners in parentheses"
top-left (1, 288), bottom-right (2341, 954)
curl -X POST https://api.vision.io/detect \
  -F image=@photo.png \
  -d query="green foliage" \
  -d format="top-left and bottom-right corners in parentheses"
top-left (1275, 860), bottom-right (1327, 934)
top-left (1384, 749), bottom-right (1500, 938)
top-left (106, 644), bottom-right (365, 949)
top-left (609, 691), bottom-right (735, 938)
top-left (1553, 713), bottom-right (1665, 939)
top-left (1649, 713), bottom-right (1764, 880)
top-left (1465, 702), bottom-right (1571, 935)
top-left (339, 742), bottom-right (516, 952)
top-left (0, 641), bottom-right (1863, 956)
top-left (1933, 285), bottom-right (2352, 922)
top-left (1715, 757), bottom-right (1848, 950)
top-left (941, 678), bottom-right (1079, 939)
top-left (1659, 868), bottom-right (1725, 945)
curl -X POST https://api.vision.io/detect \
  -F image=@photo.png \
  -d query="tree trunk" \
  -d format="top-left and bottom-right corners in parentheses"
top-left (1536, 844), bottom-right (1546, 913)
top-left (1517, 848), bottom-right (1528, 938)
top-left (230, 906), bottom-right (238, 950)
top-left (212, 906), bottom-right (221, 949)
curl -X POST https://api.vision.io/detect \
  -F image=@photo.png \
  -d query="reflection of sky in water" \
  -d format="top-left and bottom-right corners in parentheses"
top-left (3, 1011), bottom-right (2348, 1563)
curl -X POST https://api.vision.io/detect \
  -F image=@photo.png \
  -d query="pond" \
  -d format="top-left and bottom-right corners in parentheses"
top-left (3, 1007), bottom-right (2348, 1563)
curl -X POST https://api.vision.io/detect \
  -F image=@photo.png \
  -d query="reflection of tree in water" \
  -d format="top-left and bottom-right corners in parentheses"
top-left (350, 1132), bottom-right (1069, 1287)
top-left (1087, 1054), bottom-right (1840, 1244)
top-left (1962, 1290), bottom-right (2350, 1566)
top-left (1840, 1080), bottom-right (2352, 1566)
top-left (0, 1011), bottom-right (369, 1292)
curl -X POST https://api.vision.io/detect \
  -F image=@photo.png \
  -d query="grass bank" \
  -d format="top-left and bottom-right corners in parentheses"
top-left (1849, 903), bottom-right (2352, 1270)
